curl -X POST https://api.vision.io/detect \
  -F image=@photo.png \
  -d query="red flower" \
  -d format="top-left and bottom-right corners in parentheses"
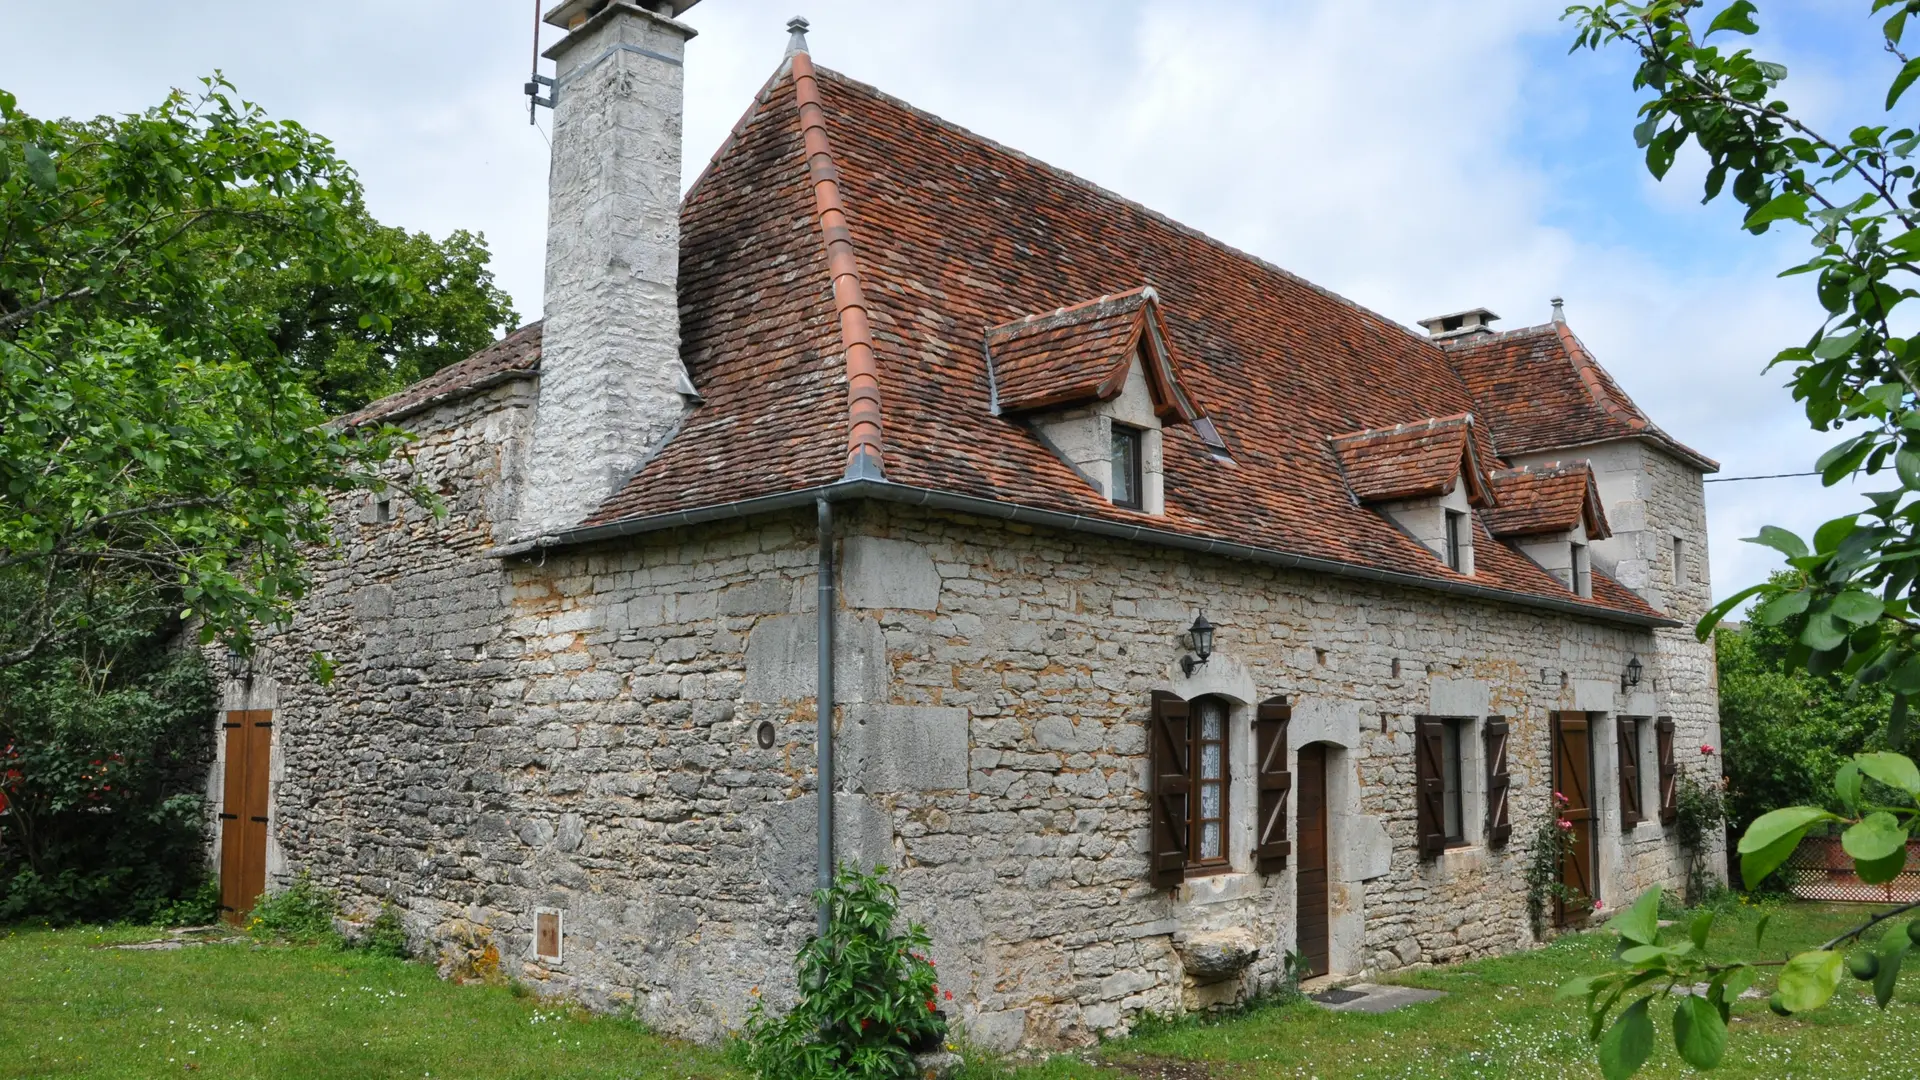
top-left (927, 1001), bottom-right (937, 1012)
top-left (944, 990), bottom-right (953, 1001)
top-left (860, 1018), bottom-right (871, 1030)
top-left (1699, 744), bottom-right (1715, 755)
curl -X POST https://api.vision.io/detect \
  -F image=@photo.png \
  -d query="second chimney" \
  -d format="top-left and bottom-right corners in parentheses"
top-left (522, 0), bottom-right (702, 535)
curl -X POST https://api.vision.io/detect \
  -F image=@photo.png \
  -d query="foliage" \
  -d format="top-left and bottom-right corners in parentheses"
top-left (743, 865), bottom-right (947, 1080)
top-left (1673, 766), bottom-right (1729, 852)
top-left (1571, 0), bottom-right (1920, 755)
top-left (245, 873), bottom-right (341, 947)
top-left (0, 594), bottom-right (215, 925)
top-left (0, 75), bottom-right (515, 671)
top-left (151, 877), bottom-right (222, 928)
top-left (357, 902), bottom-right (410, 960)
top-left (1716, 589), bottom-right (1892, 831)
top-left (1564, 751), bottom-right (1920, 1077)
top-left (1526, 791), bottom-right (1592, 938)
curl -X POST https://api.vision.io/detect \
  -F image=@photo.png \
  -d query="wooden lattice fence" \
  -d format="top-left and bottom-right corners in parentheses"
top-left (1779, 832), bottom-right (1920, 904)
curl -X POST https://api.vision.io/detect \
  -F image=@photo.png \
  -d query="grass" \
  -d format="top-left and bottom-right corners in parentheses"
top-left (7, 903), bottom-right (1920, 1079)
top-left (0, 922), bottom-right (734, 1079)
top-left (967, 901), bottom-right (1920, 1080)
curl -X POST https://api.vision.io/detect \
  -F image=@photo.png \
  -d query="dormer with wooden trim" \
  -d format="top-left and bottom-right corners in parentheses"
top-left (1483, 462), bottom-right (1611, 598)
top-left (1329, 414), bottom-right (1494, 574)
top-left (985, 287), bottom-right (1220, 514)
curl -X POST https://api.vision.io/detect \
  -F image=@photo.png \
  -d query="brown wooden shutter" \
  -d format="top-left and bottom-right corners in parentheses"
top-left (1484, 717), bottom-right (1511, 847)
top-left (1656, 717), bottom-right (1677, 825)
top-left (1148, 691), bottom-right (1192, 887)
top-left (1254, 696), bottom-right (1293, 873)
top-left (1618, 719), bottom-right (1642, 828)
top-left (1415, 715), bottom-right (1446, 857)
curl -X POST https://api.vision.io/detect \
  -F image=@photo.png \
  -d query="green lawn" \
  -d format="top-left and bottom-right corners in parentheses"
top-left (6, 903), bottom-right (1920, 1080)
top-left (0, 923), bottom-right (733, 1079)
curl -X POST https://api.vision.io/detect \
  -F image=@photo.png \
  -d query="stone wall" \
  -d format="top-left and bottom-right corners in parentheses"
top-left (214, 391), bottom-right (1720, 1053)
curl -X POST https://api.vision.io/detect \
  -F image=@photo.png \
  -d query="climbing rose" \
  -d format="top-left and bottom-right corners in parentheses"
top-left (1557, 818), bottom-right (1573, 830)
top-left (1700, 744), bottom-right (1715, 755)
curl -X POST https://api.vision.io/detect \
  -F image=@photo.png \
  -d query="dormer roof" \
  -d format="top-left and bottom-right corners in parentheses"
top-left (1328, 414), bottom-right (1494, 508)
top-left (1483, 462), bottom-right (1611, 540)
top-left (985, 287), bottom-right (1201, 420)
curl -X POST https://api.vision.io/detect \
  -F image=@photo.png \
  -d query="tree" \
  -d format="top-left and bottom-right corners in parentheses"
top-left (0, 76), bottom-right (512, 669)
top-left (1562, 2), bottom-right (1920, 1075)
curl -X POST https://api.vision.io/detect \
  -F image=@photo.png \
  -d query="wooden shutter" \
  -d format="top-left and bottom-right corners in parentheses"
top-left (1148, 691), bottom-right (1192, 887)
top-left (1656, 717), bottom-right (1677, 825)
top-left (1484, 717), bottom-right (1511, 847)
top-left (1254, 696), bottom-right (1293, 873)
top-left (1415, 715), bottom-right (1446, 857)
top-left (1618, 719), bottom-right (1642, 828)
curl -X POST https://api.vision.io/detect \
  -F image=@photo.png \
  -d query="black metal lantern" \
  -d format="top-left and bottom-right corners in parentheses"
top-left (1623, 655), bottom-right (1643, 692)
top-left (1181, 613), bottom-right (1215, 677)
top-left (226, 647), bottom-right (248, 681)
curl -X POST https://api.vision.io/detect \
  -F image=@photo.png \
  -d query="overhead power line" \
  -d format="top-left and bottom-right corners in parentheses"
top-left (1702, 471), bottom-right (1822, 483)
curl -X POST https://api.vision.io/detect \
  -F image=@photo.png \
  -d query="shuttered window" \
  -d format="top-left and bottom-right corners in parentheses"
top-left (1254, 697), bottom-right (1293, 872)
top-left (1190, 697), bottom-right (1230, 868)
top-left (1656, 717), bottom-right (1678, 825)
top-left (1415, 716), bottom-right (1447, 856)
top-left (1148, 691), bottom-right (1191, 886)
top-left (1618, 717), bottom-right (1643, 828)
top-left (1484, 717), bottom-right (1511, 847)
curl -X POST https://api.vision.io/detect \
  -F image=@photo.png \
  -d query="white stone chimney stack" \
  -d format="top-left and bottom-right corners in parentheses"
top-left (522, 0), bottom-right (702, 535)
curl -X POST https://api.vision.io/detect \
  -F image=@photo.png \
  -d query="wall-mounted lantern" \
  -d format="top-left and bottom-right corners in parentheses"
top-left (226, 647), bottom-right (249, 682)
top-left (1181, 613), bottom-right (1215, 677)
top-left (1622, 655), bottom-right (1643, 693)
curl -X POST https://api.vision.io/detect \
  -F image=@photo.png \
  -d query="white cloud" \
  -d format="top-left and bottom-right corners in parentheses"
top-left (10, 0), bottom-right (1876, 605)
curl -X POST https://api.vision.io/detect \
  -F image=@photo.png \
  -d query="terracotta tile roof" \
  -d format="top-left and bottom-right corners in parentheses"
top-left (1328, 414), bottom-right (1493, 507)
top-left (1445, 323), bottom-right (1718, 472)
top-left (346, 321), bottom-right (542, 425)
top-left (1484, 462), bottom-right (1611, 540)
top-left (530, 56), bottom-right (1671, 624)
top-left (983, 287), bottom-right (1204, 421)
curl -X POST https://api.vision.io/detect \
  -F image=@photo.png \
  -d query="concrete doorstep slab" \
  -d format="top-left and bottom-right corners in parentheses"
top-left (1310, 983), bottom-right (1448, 1014)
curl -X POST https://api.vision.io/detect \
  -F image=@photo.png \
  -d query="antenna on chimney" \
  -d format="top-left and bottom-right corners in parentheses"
top-left (526, 0), bottom-right (557, 123)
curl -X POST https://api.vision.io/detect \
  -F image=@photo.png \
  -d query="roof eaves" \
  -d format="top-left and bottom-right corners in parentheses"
top-left (792, 48), bottom-right (885, 481)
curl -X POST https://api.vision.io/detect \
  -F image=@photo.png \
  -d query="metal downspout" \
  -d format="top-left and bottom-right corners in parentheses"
top-left (815, 496), bottom-right (835, 936)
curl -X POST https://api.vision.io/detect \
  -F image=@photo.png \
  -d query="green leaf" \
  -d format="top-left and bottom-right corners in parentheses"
top-left (1873, 927), bottom-right (1909, 1007)
top-left (1856, 845), bottom-right (1910, 885)
top-left (1836, 761), bottom-right (1864, 813)
top-left (1746, 191), bottom-right (1809, 230)
top-left (1815, 327), bottom-right (1867, 360)
top-left (1740, 806), bottom-right (1839, 885)
top-left (1606, 887), bottom-right (1663, 947)
top-left (1843, 811), bottom-right (1909, 862)
top-left (1800, 611), bottom-right (1849, 651)
top-left (1723, 964), bottom-right (1759, 1000)
top-left (1706, 0), bottom-right (1760, 37)
top-left (1619, 943), bottom-right (1678, 965)
top-left (1756, 913), bottom-right (1773, 949)
top-left (1697, 583), bottom-right (1770, 640)
top-left (1758, 590), bottom-right (1811, 625)
top-left (1672, 993), bottom-right (1728, 1070)
top-left (1891, 55), bottom-right (1920, 110)
top-left (1689, 911), bottom-right (1716, 953)
top-left (1558, 973), bottom-right (1605, 1000)
top-left (1598, 996), bottom-right (1655, 1080)
top-left (1899, 447), bottom-right (1920, 488)
top-left (24, 143), bottom-right (55, 192)
top-left (1856, 751), bottom-right (1920, 795)
top-left (1746, 526), bottom-right (1810, 559)
top-left (1831, 590), bottom-right (1886, 626)
top-left (1776, 950), bottom-right (1844, 1012)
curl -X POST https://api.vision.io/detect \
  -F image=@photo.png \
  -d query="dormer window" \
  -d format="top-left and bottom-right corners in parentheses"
top-left (1111, 423), bottom-right (1144, 509)
top-left (1445, 509), bottom-right (1468, 572)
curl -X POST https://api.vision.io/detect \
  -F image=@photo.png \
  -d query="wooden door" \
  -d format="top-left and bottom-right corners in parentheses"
top-left (1295, 744), bottom-right (1330, 977)
top-left (1552, 712), bottom-right (1596, 927)
top-left (218, 710), bottom-right (272, 922)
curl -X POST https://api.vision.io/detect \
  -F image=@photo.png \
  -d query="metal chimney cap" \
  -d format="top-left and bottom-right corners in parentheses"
top-left (545, 0), bottom-right (702, 30)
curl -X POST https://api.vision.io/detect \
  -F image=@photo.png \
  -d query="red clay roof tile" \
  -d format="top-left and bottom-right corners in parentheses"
top-left (1484, 462), bottom-right (1611, 540)
top-left (346, 321), bottom-right (542, 426)
top-left (1328, 414), bottom-right (1493, 507)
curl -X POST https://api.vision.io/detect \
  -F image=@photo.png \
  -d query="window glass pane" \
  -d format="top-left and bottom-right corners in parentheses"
top-left (1201, 742), bottom-right (1222, 780)
top-left (1441, 721), bottom-right (1462, 840)
top-left (1199, 701), bottom-right (1224, 740)
top-left (1200, 781), bottom-right (1221, 819)
top-left (1110, 426), bottom-right (1139, 506)
top-left (1200, 820), bottom-right (1222, 859)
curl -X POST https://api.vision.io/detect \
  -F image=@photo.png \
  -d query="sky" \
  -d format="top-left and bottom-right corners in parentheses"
top-left (4, 0), bottom-right (1899, 607)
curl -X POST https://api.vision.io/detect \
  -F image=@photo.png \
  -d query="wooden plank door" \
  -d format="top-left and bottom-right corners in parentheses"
top-left (1295, 744), bottom-right (1330, 977)
top-left (1551, 712), bottom-right (1596, 927)
top-left (218, 710), bottom-right (272, 922)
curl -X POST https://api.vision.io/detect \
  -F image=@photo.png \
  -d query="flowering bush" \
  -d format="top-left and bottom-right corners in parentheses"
top-left (1525, 792), bottom-right (1591, 938)
top-left (743, 865), bottom-right (948, 1080)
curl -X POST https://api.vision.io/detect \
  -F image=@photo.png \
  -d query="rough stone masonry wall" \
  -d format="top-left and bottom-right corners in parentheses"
top-left (218, 385), bottom-right (1718, 1055)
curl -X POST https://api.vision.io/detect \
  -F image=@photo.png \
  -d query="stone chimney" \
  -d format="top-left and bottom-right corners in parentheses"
top-left (1417, 307), bottom-right (1500, 341)
top-left (522, 0), bottom-right (703, 534)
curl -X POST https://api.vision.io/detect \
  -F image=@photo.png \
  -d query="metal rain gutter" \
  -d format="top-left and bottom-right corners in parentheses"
top-left (814, 496), bottom-right (835, 934)
top-left (494, 479), bottom-right (1679, 630)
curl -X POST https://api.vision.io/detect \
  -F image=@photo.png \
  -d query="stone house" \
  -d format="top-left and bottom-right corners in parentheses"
top-left (208, 0), bottom-right (1723, 1052)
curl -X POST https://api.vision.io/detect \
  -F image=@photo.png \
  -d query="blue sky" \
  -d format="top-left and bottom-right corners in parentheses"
top-left (7, 1), bottom-right (1904, 608)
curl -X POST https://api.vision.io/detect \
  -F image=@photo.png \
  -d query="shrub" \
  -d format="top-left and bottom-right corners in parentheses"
top-left (0, 595), bottom-right (216, 925)
top-left (152, 877), bottom-right (222, 927)
top-left (246, 874), bottom-right (341, 947)
top-left (744, 865), bottom-right (947, 1080)
top-left (358, 902), bottom-right (410, 959)
top-left (1525, 792), bottom-right (1590, 937)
